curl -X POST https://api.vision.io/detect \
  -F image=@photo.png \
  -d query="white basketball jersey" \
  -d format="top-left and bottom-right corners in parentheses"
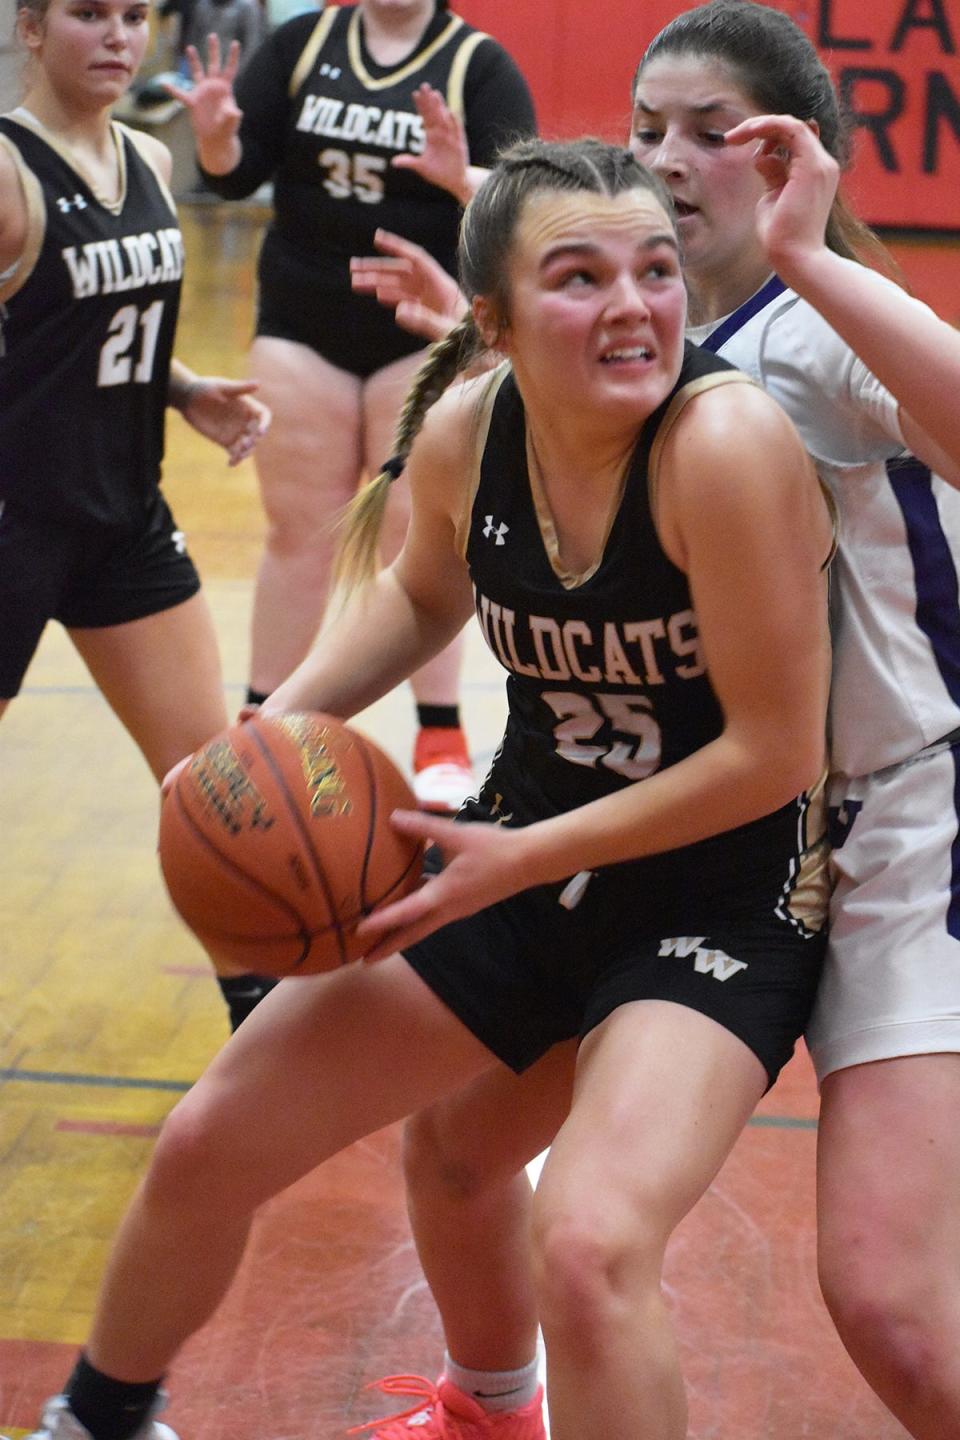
top-left (689, 276), bottom-right (960, 778)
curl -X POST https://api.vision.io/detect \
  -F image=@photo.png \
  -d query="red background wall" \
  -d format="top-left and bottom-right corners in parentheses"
top-left (454, 0), bottom-right (960, 319)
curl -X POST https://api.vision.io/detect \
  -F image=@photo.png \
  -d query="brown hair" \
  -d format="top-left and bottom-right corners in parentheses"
top-left (635, 0), bottom-right (895, 272)
top-left (334, 137), bottom-right (678, 593)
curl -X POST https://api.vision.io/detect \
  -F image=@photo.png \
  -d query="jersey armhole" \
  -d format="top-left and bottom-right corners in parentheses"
top-left (0, 133), bottom-right (46, 304)
top-left (454, 359), bottom-right (511, 561)
top-left (289, 6), bottom-right (340, 97)
top-left (115, 122), bottom-right (177, 218)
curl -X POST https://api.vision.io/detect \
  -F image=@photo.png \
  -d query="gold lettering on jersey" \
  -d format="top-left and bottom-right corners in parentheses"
top-left (273, 714), bottom-right (353, 819)
top-left (295, 94), bottom-right (426, 153)
top-left (473, 586), bottom-right (706, 686)
top-left (61, 227), bottom-right (184, 299)
top-left (190, 740), bottom-right (274, 836)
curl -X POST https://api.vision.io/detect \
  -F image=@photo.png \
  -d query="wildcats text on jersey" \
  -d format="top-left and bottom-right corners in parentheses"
top-left (474, 586), bottom-right (705, 686)
top-left (294, 95), bottom-right (425, 153)
top-left (62, 227), bottom-right (184, 300)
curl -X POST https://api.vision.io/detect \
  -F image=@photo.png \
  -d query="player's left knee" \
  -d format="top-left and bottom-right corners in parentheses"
top-left (531, 1194), bottom-right (662, 1350)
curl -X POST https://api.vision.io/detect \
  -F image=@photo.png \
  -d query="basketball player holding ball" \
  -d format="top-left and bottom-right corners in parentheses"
top-left (342, 8), bottom-right (960, 1437)
top-left (22, 139), bottom-right (834, 1440)
top-left (0, 0), bottom-right (270, 1028)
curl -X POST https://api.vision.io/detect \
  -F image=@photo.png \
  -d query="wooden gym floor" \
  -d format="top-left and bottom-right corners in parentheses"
top-left (3, 202), bottom-right (956, 1440)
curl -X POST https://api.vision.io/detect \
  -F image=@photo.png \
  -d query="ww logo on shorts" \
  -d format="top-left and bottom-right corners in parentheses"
top-left (659, 935), bottom-right (748, 981)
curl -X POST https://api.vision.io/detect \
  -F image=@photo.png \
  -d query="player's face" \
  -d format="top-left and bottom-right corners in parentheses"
top-left (491, 188), bottom-right (686, 433)
top-left (25, 0), bottom-right (150, 105)
top-left (630, 54), bottom-right (769, 293)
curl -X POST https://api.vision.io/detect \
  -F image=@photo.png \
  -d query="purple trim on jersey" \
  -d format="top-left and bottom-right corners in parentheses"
top-left (699, 275), bottom-right (787, 354)
top-left (888, 458), bottom-right (960, 705)
top-left (889, 456), bottom-right (960, 938)
top-left (949, 745), bottom-right (960, 940)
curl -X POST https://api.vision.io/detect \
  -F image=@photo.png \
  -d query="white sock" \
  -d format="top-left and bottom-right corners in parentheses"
top-left (443, 1353), bottom-right (540, 1414)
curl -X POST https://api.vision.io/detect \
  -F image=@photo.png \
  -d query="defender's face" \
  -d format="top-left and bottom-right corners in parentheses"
top-left (492, 187), bottom-right (687, 432)
top-left (24, 0), bottom-right (150, 105)
top-left (630, 54), bottom-right (769, 286)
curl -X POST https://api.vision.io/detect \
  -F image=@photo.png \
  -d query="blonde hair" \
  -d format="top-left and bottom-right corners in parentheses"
top-left (333, 315), bottom-right (483, 595)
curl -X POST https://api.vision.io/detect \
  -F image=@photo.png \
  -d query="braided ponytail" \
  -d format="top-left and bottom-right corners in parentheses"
top-left (333, 314), bottom-right (484, 596)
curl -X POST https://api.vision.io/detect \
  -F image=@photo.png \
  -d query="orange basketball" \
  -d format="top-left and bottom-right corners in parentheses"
top-left (158, 712), bottom-right (423, 977)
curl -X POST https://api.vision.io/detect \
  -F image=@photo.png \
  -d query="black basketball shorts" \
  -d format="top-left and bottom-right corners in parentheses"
top-left (256, 233), bottom-right (429, 379)
top-left (404, 804), bottom-right (826, 1089)
top-left (0, 491), bottom-right (201, 698)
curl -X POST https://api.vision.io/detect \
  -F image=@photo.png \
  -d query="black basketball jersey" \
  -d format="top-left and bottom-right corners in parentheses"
top-left (0, 115), bottom-right (183, 527)
top-left (466, 345), bottom-right (753, 821)
top-left (250, 4), bottom-right (530, 285)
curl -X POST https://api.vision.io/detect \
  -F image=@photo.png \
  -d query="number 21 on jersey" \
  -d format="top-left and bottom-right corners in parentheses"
top-left (98, 300), bottom-right (164, 387)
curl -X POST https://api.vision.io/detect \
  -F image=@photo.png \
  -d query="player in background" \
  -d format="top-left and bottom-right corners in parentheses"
top-left (16, 136), bottom-right (833, 1440)
top-left (344, 6), bottom-right (960, 1438)
top-left (169, 1), bottom-right (536, 813)
top-left (0, 0), bottom-right (270, 1030)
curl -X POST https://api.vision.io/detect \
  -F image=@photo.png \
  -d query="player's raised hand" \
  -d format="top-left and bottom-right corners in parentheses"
top-left (724, 114), bottom-right (839, 273)
top-left (392, 83), bottom-right (473, 203)
top-left (166, 36), bottom-right (244, 162)
top-left (350, 228), bottom-right (465, 341)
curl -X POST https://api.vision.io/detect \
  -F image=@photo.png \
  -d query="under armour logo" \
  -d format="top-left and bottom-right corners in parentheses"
top-left (490, 792), bottom-right (514, 825)
top-left (171, 529), bottom-right (187, 556)
top-left (483, 515), bottom-right (509, 545)
top-left (56, 194), bottom-right (87, 212)
top-left (319, 63), bottom-right (341, 78)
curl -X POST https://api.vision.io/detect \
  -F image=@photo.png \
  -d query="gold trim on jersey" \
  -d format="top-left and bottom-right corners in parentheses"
top-left (648, 369), bottom-right (839, 572)
top-left (527, 426), bottom-right (627, 591)
top-left (0, 133), bottom-right (45, 305)
top-left (780, 767), bottom-right (830, 936)
top-left (647, 370), bottom-right (752, 528)
top-left (288, 5), bottom-right (339, 98)
top-left (456, 359), bottom-right (511, 561)
top-left (5, 108), bottom-right (128, 214)
top-left (116, 122), bottom-right (178, 221)
top-left (445, 31), bottom-right (489, 121)
top-left (346, 6), bottom-right (466, 91)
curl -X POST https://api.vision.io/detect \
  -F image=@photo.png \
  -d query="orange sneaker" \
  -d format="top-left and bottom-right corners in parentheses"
top-left (348, 1376), bottom-right (546, 1440)
top-left (412, 727), bottom-right (475, 815)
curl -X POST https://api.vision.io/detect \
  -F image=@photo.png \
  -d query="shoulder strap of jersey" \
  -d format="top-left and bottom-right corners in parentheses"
top-left (0, 129), bottom-right (47, 304)
top-left (648, 369), bottom-right (839, 572)
top-left (114, 121), bottom-right (177, 218)
top-left (647, 370), bottom-right (754, 522)
top-left (445, 30), bottom-right (489, 120)
top-left (454, 359), bottom-right (512, 560)
top-left (289, 5), bottom-right (341, 98)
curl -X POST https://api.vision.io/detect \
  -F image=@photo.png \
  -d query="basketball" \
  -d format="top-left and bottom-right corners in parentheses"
top-left (158, 712), bottom-right (424, 977)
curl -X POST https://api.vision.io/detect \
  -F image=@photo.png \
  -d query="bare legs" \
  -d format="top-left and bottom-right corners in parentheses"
top-left (84, 959), bottom-right (498, 1380)
top-left (68, 592), bottom-right (228, 781)
top-left (402, 1043), bottom-right (576, 1371)
top-left (400, 1004), bottom-right (768, 1440)
top-left (817, 1054), bottom-right (960, 1440)
top-left (246, 338), bottom-right (463, 707)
